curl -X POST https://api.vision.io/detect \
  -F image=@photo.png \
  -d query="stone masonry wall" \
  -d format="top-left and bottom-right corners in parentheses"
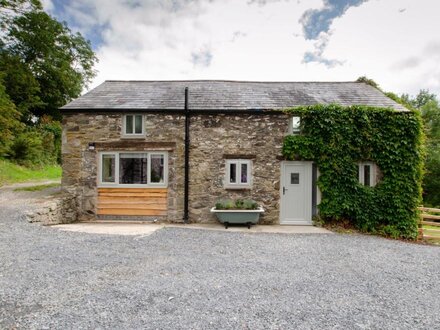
top-left (189, 114), bottom-right (290, 224)
top-left (26, 194), bottom-right (77, 225)
top-left (62, 113), bottom-right (185, 222)
top-left (62, 112), bottom-right (290, 224)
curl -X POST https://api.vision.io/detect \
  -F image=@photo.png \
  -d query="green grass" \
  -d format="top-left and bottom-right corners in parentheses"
top-left (0, 159), bottom-right (61, 186)
top-left (14, 182), bottom-right (61, 192)
top-left (422, 223), bottom-right (440, 245)
top-left (423, 225), bottom-right (440, 237)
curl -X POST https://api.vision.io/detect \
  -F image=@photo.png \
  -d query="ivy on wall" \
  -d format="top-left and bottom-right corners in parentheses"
top-left (283, 105), bottom-right (424, 239)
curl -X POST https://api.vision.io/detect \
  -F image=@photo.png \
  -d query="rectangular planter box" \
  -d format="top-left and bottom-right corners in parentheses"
top-left (210, 207), bottom-right (264, 228)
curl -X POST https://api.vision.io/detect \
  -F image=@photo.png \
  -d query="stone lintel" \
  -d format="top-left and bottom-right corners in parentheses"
top-left (94, 141), bottom-right (176, 151)
top-left (223, 154), bottom-right (256, 159)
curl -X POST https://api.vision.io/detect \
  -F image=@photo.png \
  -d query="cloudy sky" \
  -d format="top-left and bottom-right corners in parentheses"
top-left (43, 0), bottom-right (440, 96)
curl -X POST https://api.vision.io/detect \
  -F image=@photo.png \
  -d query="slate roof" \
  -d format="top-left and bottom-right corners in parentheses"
top-left (61, 80), bottom-right (408, 111)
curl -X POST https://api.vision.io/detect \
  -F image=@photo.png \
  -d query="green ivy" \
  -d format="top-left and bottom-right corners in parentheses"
top-left (283, 105), bottom-right (424, 239)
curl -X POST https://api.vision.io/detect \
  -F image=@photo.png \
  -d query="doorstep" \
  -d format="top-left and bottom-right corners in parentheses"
top-left (52, 222), bottom-right (332, 236)
top-left (169, 223), bottom-right (332, 234)
top-left (53, 222), bottom-right (164, 236)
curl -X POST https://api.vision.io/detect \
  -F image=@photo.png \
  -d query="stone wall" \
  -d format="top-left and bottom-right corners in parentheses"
top-left (62, 113), bottom-right (185, 222)
top-left (26, 193), bottom-right (77, 225)
top-left (189, 114), bottom-right (289, 224)
top-left (62, 112), bottom-right (290, 224)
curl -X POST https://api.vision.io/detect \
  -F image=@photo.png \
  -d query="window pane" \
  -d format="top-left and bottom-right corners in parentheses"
top-left (119, 153), bottom-right (148, 184)
top-left (291, 173), bottom-right (299, 184)
top-left (229, 163), bottom-right (237, 183)
top-left (125, 115), bottom-right (133, 134)
top-left (134, 115), bottom-right (143, 134)
top-left (241, 163), bottom-right (248, 183)
top-left (364, 165), bottom-right (371, 186)
top-left (150, 154), bottom-right (164, 183)
top-left (292, 117), bottom-right (301, 133)
top-left (102, 155), bottom-right (115, 182)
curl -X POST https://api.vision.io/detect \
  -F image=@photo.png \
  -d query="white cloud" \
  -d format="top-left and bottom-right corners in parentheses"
top-left (85, 0), bottom-right (322, 84)
top-left (319, 0), bottom-right (440, 95)
top-left (54, 0), bottom-right (440, 96)
top-left (191, 45), bottom-right (213, 67)
top-left (41, 0), bottom-right (54, 11)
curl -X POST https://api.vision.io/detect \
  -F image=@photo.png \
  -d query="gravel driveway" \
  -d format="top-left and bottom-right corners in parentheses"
top-left (0, 187), bottom-right (439, 329)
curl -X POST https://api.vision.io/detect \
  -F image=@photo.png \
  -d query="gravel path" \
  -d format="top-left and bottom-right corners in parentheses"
top-left (0, 187), bottom-right (439, 329)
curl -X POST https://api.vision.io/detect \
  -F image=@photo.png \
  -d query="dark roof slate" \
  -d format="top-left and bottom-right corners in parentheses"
top-left (61, 80), bottom-right (408, 111)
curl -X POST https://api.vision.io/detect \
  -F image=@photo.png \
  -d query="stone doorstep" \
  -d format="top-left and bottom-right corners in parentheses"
top-left (169, 223), bottom-right (333, 234)
top-left (52, 222), bottom-right (332, 236)
top-left (79, 219), bottom-right (161, 225)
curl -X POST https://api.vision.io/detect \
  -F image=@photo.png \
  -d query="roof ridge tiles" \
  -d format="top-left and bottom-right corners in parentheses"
top-left (103, 79), bottom-right (363, 84)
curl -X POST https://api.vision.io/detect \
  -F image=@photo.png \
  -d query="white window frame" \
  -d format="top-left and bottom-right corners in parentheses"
top-left (122, 114), bottom-right (145, 138)
top-left (98, 151), bottom-right (168, 188)
top-left (224, 159), bottom-right (252, 189)
top-left (288, 116), bottom-right (301, 135)
top-left (358, 161), bottom-right (377, 187)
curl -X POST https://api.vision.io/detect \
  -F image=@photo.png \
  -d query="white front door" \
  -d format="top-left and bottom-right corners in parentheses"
top-left (280, 161), bottom-right (312, 225)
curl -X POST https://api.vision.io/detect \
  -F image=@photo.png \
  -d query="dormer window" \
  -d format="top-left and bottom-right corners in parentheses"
top-left (123, 114), bottom-right (145, 137)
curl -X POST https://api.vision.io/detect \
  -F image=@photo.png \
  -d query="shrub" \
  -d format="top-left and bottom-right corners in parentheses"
top-left (215, 199), bottom-right (259, 210)
top-left (423, 147), bottom-right (440, 206)
top-left (7, 116), bottom-right (62, 167)
top-left (9, 130), bottom-right (46, 167)
top-left (242, 199), bottom-right (258, 210)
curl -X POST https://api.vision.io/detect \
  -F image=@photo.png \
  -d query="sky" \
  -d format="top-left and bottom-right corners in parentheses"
top-left (42, 0), bottom-right (440, 97)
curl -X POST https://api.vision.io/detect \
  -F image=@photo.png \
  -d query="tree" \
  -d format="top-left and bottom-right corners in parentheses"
top-left (0, 52), bottom-right (42, 122)
top-left (0, 0), bottom-right (41, 12)
top-left (0, 0), bottom-right (97, 167)
top-left (0, 0), bottom-right (42, 32)
top-left (356, 76), bottom-right (380, 89)
top-left (1, 6), bottom-right (97, 120)
top-left (0, 77), bottom-right (22, 156)
top-left (420, 98), bottom-right (440, 206)
top-left (401, 89), bottom-right (437, 109)
top-left (400, 90), bottom-right (440, 206)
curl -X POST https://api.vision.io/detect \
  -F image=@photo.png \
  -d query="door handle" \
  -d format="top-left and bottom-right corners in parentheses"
top-left (283, 187), bottom-right (288, 195)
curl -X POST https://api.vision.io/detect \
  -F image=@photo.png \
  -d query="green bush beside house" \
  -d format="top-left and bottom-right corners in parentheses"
top-left (283, 105), bottom-right (424, 239)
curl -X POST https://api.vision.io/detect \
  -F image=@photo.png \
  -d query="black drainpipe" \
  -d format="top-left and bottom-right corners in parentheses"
top-left (183, 87), bottom-right (190, 223)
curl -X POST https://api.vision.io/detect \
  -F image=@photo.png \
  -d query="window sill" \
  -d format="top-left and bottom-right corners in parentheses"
top-left (120, 135), bottom-right (146, 139)
top-left (98, 184), bottom-right (168, 188)
top-left (224, 186), bottom-right (252, 190)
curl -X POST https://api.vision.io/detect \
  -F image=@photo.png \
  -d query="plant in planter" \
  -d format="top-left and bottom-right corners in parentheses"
top-left (211, 198), bottom-right (264, 229)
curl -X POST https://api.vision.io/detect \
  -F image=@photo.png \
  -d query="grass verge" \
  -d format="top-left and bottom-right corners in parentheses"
top-left (0, 159), bottom-right (61, 186)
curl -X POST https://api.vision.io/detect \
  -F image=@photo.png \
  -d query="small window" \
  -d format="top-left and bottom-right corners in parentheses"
top-left (123, 114), bottom-right (145, 137)
top-left (291, 173), bottom-right (300, 184)
top-left (289, 116), bottom-right (301, 134)
top-left (358, 161), bottom-right (377, 187)
top-left (225, 160), bottom-right (251, 189)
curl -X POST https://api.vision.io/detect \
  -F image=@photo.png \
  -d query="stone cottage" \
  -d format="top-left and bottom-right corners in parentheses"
top-left (61, 80), bottom-right (406, 224)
